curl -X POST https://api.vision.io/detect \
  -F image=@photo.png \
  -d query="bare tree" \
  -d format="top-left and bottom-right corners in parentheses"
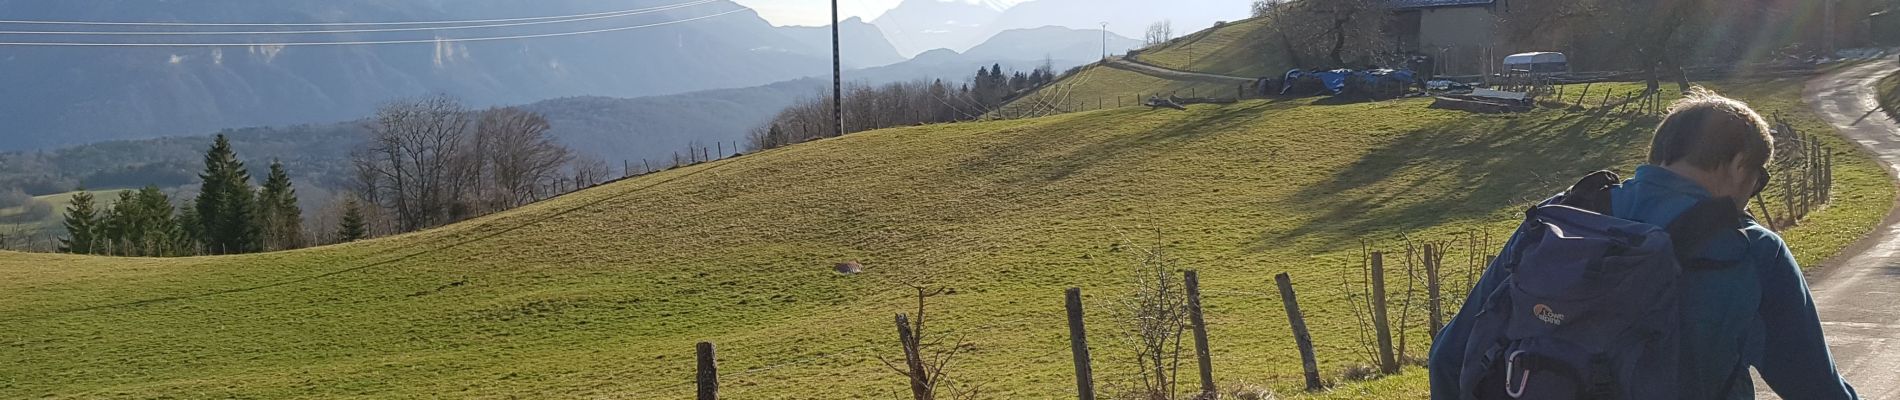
top-left (1144, 20), bottom-right (1175, 47)
top-left (475, 107), bottom-right (570, 210)
top-left (356, 95), bottom-right (472, 232)
top-left (569, 154), bottom-right (612, 189)
top-left (1260, 0), bottom-right (1392, 68)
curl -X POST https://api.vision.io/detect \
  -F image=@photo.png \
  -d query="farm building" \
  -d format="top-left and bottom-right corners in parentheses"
top-left (1875, 9), bottom-right (1899, 47)
top-left (1389, 0), bottom-right (1502, 76)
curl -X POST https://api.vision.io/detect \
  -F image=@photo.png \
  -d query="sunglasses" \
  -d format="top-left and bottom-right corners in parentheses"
top-left (1751, 165), bottom-right (1769, 198)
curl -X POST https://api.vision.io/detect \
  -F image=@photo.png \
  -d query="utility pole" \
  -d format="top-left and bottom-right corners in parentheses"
top-left (832, 0), bottom-right (844, 138)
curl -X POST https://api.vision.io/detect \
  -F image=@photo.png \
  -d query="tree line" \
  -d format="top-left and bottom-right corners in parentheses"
top-left (351, 95), bottom-right (580, 234)
top-left (54, 94), bottom-right (587, 256)
top-left (748, 63), bottom-right (1062, 150)
top-left (59, 135), bottom-right (315, 256)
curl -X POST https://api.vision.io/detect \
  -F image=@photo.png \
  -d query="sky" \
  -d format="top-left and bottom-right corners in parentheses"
top-left (730, 0), bottom-right (1027, 26)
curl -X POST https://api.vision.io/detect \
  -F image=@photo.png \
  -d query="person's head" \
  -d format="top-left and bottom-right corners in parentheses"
top-left (1647, 87), bottom-right (1774, 205)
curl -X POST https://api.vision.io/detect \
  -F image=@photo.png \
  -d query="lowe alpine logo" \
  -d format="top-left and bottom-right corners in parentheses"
top-left (1533, 304), bottom-right (1566, 325)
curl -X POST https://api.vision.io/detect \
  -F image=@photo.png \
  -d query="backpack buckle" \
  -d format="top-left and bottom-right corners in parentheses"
top-left (1504, 350), bottom-right (1532, 398)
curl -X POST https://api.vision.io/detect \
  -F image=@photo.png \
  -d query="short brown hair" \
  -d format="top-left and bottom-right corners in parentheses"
top-left (1646, 87), bottom-right (1774, 169)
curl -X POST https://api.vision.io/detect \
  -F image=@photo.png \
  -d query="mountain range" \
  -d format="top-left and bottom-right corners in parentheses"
top-left (0, 0), bottom-right (901, 151)
top-left (870, 0), bottom-right (1253, 57)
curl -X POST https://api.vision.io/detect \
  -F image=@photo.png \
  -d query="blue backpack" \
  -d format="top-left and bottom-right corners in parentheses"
top-left (1456, 171), bottom-right (1741, 399)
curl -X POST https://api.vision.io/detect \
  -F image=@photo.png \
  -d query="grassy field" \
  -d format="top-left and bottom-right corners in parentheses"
top-left (0, 76), bottom-right (1888, 399)
top-left (1130, 17), bottom-right (1290, 78)
top-left (0, 190), bottom-right (120, 243)
top-left (994, 62), bottom-right (1249, 118)
top-left (995, 17), bottom-right (1285, 118)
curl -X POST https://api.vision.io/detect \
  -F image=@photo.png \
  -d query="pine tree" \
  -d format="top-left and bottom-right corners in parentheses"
top-left (57, 190), bottom-right (101, 254)
top-left (194, 134), bottom-right (261, 254)
top-left (100, 190), bottom-right (138, 256)
top-left (256, 161), bottom-right (304, 251)
top-left (132, 186), bottom-right (178, 256)
top-left (175, 199), bottom-right (202, 255)
top-left (337, 197), bottom-right (368, 243)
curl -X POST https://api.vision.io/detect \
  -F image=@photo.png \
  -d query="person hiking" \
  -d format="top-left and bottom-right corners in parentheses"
top-left (1427, 88), bottom-right (1857, 400)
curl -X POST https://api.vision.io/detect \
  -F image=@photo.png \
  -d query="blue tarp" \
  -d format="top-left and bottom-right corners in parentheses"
top-left (1316, 69), bottom-right (1352, 95)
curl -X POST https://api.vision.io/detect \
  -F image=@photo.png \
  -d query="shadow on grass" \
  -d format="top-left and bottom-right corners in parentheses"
top-left (1257, 110), bottom-right (1660, 251)
top-left (957, 100), bottom-right (1302, 184)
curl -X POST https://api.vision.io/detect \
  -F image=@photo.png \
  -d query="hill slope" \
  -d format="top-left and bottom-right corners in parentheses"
top-left (1, 80), bottom-right (1889, 398)
top-left (992, 17), bottom-right (1291, 117)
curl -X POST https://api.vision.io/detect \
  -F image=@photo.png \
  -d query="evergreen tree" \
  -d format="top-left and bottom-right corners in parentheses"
top-left (100, 190), bottom-right (138, 256)
top-left (194, 134), bottom-right (261, 254)
top-left (131, 186), bottom-right (178, 256)
top-left (57, 190), bottom-right (102, 254)
top-left (337, 197), bottom-right (368, 243)
top-left (175, 199), bottom-right (202, 255)
top-left (256, 161), bottom-right (304, 251)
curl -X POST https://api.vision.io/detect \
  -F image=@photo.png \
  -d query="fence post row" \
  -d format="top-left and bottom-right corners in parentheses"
top-left (1065, 287), bottom-right (1096, 400)
top-left (696, 342), bottom-right (718, 400)
top-left (1184, 270), bottom-right (1216, 400)
top-left (1371, 251), bottom-right (1398, 374)
top-left (1275, 273), bottom-right (1324, 391)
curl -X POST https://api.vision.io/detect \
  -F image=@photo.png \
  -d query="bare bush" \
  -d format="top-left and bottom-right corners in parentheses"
top-left (1105, 236), bottom-right (1191, 400)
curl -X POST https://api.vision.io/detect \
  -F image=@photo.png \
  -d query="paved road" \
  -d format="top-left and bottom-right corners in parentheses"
top-left (1105, 57), bottom-right (1256, 84)
top-left (1759, 59), bottom-right (1900, 399)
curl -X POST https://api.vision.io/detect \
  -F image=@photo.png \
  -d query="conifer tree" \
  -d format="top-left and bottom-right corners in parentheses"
top-left (175, 199), bottom-right (202, 255)
top-left (337, 197), bottom-right (368, 243)
top-left (256, 161), bottom-right (303, 251)
top-left (57, 190), bottom-right (101, 254)
top-left (131, 186), bottom-right (178, 256)
top-left (194, 134), bottom-right (261, 254)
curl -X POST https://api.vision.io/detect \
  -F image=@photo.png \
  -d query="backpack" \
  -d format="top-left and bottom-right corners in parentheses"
top-left (1455, 171), bottom-right (1741, 400)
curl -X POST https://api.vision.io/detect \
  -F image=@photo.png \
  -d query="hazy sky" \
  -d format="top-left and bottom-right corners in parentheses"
top-left (729, 0), bottom-right (1025, 27)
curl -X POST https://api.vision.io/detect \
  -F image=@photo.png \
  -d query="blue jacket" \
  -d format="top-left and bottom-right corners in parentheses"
top-left (1427, 165), bottom-right (1857, 400)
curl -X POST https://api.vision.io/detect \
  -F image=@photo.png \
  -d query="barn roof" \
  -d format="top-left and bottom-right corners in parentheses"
top-left (1388, 0), bottom-right (1495, 10)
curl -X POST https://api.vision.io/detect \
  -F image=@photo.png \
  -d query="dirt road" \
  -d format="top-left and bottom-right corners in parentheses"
top-left (1761, 59), bottom-right (1900, 399)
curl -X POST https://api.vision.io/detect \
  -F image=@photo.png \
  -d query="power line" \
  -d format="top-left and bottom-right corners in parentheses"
top-left (0, 0), bottom-right (719, 27)
top-left (0, 8), bottom-right (749, 47)
top-left (0, 0), bottom-right (717, 36)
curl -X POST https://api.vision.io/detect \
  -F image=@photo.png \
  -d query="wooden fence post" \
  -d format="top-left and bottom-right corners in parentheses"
top-left (1427, 243), bottom-right (1443, 337)
top-left (1784, 173), bottom-right (1796, 223)
top-left (1066, 288), bottom-right (1096, 400)
top-left (696, 342), bottom-right (718, 400)
top-left (1371, 251), bottom-right (1398, 374)
top-left (1816, 151), bottom-right (1831, 200)
top-left (1184, 270), bottom-right (1216, 399)
top-left (1276, 273), bottom-right (1324, 391)
top-left (896, 314), bottom-right (932, 400)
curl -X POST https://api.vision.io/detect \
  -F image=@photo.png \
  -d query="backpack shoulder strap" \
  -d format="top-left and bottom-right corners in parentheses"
top-left (1664, 197), bottom-right (1745, 264)
top-left (1556, 170), bottom-right (1620, 214)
